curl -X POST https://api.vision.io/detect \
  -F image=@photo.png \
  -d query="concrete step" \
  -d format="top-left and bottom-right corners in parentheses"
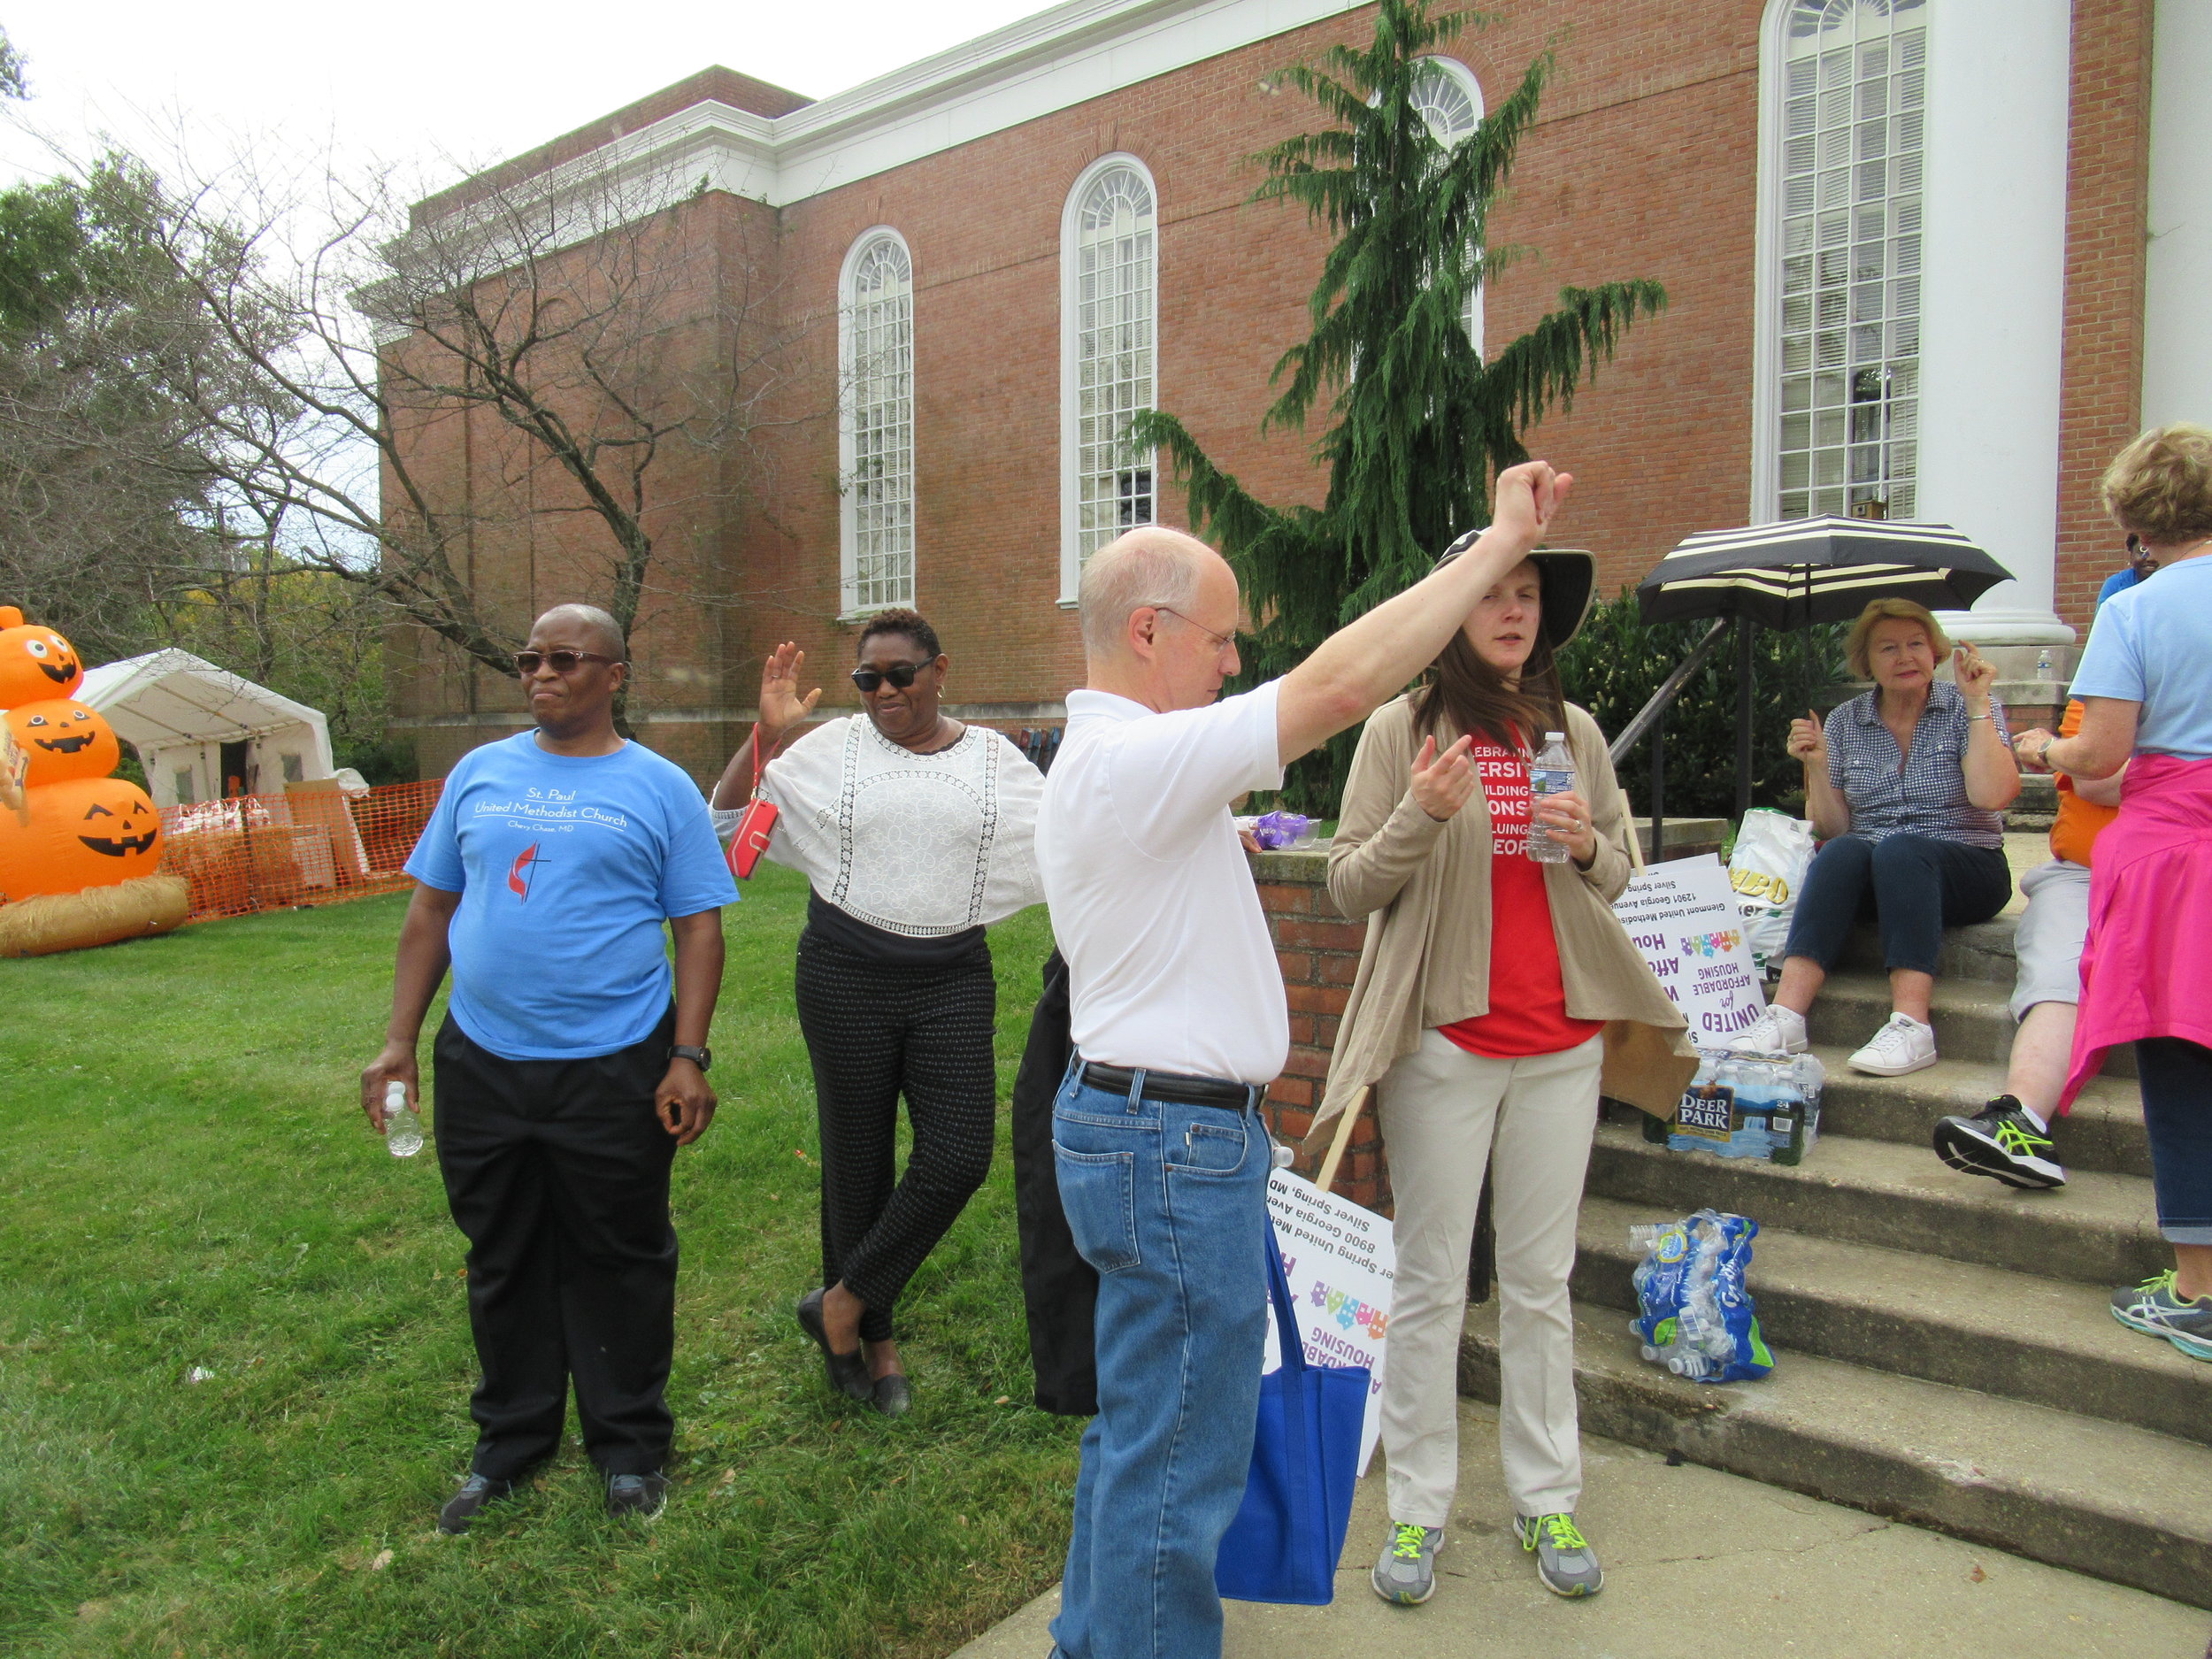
top-left (1805, 970), bottom-right (2135, 1078)
top-left (1838, 916), bottom-right (2020, 986)
top-left (1457, 1299), bottom-right (2212, 1609)
top-left (1585, 1120), bottom-right (2165, 1287)
top-left (1573, 1194), bottom-right (2212, 1447)
top-left (1809, 1046), bottom-right (2150, 1179)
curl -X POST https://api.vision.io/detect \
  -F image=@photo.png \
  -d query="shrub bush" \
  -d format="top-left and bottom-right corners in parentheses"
top-left (1556, 590), bottom-right (1849, 822)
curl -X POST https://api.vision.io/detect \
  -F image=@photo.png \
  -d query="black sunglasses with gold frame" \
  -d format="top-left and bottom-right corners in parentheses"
top-left (515, 649), bottom-right (624, 676)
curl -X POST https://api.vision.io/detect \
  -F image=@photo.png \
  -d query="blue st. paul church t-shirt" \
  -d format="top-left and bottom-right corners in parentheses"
top-left (406, 732), bottom-right (739, 1060)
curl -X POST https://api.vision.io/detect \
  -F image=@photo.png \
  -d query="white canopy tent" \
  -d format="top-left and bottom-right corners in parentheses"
top-left (78, 649), bottom-right (336, 807)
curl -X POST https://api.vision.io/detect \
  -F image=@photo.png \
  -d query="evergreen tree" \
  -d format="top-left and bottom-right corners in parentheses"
top-left (1127, 0), bottom-right (1665, 806)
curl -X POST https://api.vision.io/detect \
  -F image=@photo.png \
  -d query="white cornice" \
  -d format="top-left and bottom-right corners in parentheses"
top-left (419, 0), bottom-right (1362, 220)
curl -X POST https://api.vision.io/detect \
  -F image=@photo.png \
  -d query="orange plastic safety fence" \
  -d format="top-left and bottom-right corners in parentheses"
top-left (157, 779), bottom-right (444, 923)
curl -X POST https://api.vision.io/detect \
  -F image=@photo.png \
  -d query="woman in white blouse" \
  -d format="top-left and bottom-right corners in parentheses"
top-left (710, 610), bottom-right (1044, 1415)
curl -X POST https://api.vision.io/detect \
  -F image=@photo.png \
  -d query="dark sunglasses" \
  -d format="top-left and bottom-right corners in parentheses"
top-left (515, 649), bottom-right (622, 676)
top-left (850, 661), bottom-right (929, 693)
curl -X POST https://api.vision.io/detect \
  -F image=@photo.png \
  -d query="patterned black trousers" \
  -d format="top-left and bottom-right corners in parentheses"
top-left (794, 933), bottom-right (998, 1342)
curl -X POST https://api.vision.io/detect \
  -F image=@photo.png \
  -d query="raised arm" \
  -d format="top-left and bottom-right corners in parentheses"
top-left (710, 642), bottom-right (821, 810)
top-left (1275, 461), bottom-right (1572, 765)
top-left (1791, 710), bottom-right (1851, 841)
top-left (1955, 645), bottom-right (2021, 811)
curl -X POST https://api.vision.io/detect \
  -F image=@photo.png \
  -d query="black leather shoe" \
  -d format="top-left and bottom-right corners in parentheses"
top-left (606, 1471), bottom-right (668, 1520)
top-left (871, 1372), bottom-right (911, 1417)
top-left (796, 1288), bottom-right (874, 1402)
top-left (436, 1473), bottom-right (517, 1535)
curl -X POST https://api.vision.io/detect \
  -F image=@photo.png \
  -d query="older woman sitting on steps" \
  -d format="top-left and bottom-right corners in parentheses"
top-left (1729, 598), bottom-right (2020, 1076)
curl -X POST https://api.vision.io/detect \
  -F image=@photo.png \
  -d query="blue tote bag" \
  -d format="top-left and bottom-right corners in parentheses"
top-left (1214, 1213), bottom-right (1371, 1605)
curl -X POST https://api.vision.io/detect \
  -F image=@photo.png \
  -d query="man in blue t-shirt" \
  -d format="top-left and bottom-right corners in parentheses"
top-left (2096, 534), bottom-right (2160, 610)
top-left (359, 603), bottom-right (737, 1534)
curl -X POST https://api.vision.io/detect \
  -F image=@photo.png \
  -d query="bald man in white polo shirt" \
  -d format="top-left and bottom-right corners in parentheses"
top-left (1037, 460), bottom-right (1575, 1659)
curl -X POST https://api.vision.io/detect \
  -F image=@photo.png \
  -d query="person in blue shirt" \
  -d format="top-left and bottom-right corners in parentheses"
top-left (358, 603), bottom-right (737, 1534)
top-left (2097, 534), bottom-right (2160, 609)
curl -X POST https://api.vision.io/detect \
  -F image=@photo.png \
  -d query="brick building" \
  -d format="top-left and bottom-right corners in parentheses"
top-left (388, 0), bottom-right (2208, 783)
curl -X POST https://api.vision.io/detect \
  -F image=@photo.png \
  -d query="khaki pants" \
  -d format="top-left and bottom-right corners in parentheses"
top-left (1376, 1029), bottom-right (1602, 1526)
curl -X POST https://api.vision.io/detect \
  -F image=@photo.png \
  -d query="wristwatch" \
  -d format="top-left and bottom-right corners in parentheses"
top-left (670, 1043), bottom-right (712, 1073)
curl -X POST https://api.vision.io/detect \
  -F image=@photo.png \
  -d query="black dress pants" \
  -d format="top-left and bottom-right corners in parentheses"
top-left (1010, 949), bottom-right (1099, 1416)
top-left (433, 1009), bottom-right (678, 1479)
top-left (794, 933), bottom-right (997, 1343)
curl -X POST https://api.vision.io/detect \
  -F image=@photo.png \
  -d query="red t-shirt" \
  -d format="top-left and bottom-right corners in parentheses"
top-left (1437, 736), bottom-right (1608, 1060)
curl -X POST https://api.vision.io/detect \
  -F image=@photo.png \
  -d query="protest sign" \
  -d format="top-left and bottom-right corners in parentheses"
top-left (1612, 852), bottom-right (1768, 1046)
top-left (1262, 1169), bottom-right (1394, 1476)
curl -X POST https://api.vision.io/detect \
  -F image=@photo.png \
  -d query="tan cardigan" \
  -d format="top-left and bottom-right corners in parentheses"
top-left (1310, 695), bottom-right (1697, 1141)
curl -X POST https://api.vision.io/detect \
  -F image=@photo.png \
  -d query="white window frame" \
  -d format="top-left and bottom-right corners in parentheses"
top-left (1059, 153), bottom-right (1159, 605)
top-left (838, 227), bottom-right (917, 617)
top-left (1751, 0), bottom-right (1928, 525)
top-left (1409, 55), bottom-right (1486, 356)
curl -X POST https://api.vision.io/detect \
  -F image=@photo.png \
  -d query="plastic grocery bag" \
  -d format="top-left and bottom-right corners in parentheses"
top-left (1628, 1210), bottom-right (1773, 1383)
top-left (1729, 810), bottom-right (1816, 978)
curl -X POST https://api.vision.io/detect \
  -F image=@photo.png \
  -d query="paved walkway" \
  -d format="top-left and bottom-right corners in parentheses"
top-left (952, 1399), bottom-right (2207, 1659)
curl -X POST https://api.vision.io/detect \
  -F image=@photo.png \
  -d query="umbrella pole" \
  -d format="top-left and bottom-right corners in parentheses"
top-left (1735, 618), bottom-right (1755, 822)
top-left (1649, 704), bottom-right (1666, 864)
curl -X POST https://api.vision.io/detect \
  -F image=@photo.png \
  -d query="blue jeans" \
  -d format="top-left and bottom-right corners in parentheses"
top-left (1049, 1062), bottom-right (1271, 1659)
top-left (2138, 1039), bottom-right (2212, 1246)
top-left (1780, 832), bottom-right (2011, 976)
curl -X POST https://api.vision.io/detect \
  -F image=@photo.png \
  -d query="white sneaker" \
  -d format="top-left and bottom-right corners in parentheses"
top-left (1847, 1013), bottom-right (1938, 1076)
top-left (1725, 1004), bottom-right (1809, 1056)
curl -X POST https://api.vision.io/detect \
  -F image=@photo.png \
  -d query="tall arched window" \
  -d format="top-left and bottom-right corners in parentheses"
top-left (1410, 56), bottom-right (1485, 354)
top-left (1771, 0), bottom-right (1926, 520)
top-left (841, 229), bottom-right (916, 613)
top-left (1061, 156), bottom-right (1157, 596)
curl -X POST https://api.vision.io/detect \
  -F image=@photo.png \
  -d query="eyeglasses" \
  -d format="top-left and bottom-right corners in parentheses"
top-left (850, 661), bottom-right (929, 693)
top-left (515, 649), bottom-right (623, 676)
top-left (1153, 606), bottom-right (1237, 653)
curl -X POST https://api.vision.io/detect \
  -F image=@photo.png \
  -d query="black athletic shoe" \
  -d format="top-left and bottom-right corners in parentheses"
top-left (1933, 1095), bottom-right (2067, 1190)
top-left (606, 1471), bottom-right (668, 1521)
top-left (436, 1473), bottom-right (517, 1535)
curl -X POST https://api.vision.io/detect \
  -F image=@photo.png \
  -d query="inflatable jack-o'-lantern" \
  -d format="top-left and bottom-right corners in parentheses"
top-left (0, 606), bottom-right (84, 703)
top-left (5, 700), bottom-right (119, 786)
top-left (0, 607), bottom-right (184, 953)
top-left (0, 775), bottom-right (165, 899)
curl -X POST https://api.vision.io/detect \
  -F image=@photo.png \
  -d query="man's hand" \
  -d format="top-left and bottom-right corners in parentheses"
top-left (1787, 709), bottom-right (1827, 768)
top-left (360, 1041), bottom-right (419, 1136)
top-left (1409, 733), bottom-right (1478, 820)
top-left (1532, 788), bottom-right (1600, 868)
top-left (1489, 459), bottom-right (1575, 546)
top-left (759, 641), bottom-right (822, 741)
top-left (656, 1057), bottom-right (718, 1147)
top-left (1954, 641), bottom-right (1997, 711)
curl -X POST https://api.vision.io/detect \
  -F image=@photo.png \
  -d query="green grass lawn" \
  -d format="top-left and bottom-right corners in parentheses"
top-left (0, 867), bottom-right (1077, 1658)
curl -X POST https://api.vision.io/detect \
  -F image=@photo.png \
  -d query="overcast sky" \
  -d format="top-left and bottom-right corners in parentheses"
top-left (0, 0), bottom-right (1055, 190)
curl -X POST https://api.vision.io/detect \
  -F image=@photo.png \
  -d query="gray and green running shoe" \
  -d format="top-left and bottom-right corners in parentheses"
top-left (1371, 1521), bottom-right (1445, 1605)
top-left (1933, 1095), bottom-right (2066, 1190)
top-left (2111, 1270), bottom-right (2212, 1360)
top-left (1515, 1511), bottom-right (1603, 1597)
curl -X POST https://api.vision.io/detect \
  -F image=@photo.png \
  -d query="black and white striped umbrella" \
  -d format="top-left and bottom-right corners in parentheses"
top-left (1636, 517), bottom-right (2013, 629)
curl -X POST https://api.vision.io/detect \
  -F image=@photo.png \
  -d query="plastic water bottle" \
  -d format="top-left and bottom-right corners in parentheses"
top-left (1527, 732), bottom-right (1576, 864)
top-left (384, 1080), bottom-right (425, 1158)
top-left (2036, 649), bottom-right (2055, 682)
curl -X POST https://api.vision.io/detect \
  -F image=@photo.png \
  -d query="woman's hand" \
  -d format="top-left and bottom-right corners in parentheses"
top-left (759, 641), bottom-right (822, 741)
top-left (1787, 709), bottom-right (1827, 769)
top-left (1532, 788), bottom-right (1599, 867)
top-left (2013, 727), bottom-right (2058, 773)
top-left (1954, 641), bottom-right (1997, 712)
top-left (1489, 460), bottom-right (1576, 547)
top-left (1409, 733), bottom-right (1477, 820)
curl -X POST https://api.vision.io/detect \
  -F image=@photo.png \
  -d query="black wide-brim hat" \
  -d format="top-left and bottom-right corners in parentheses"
top-left (1433, 529), bottom-right (1597, 651)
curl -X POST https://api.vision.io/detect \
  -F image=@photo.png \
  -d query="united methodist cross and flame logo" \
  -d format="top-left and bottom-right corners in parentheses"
top-left (507, 842), bottom-right (546, 901)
